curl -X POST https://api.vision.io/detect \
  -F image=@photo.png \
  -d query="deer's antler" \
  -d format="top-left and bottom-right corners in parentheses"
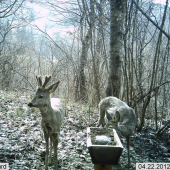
top-left (42, 75), bottom-right (52, 88)
top-left (36, 76), bottom-right (42, 87)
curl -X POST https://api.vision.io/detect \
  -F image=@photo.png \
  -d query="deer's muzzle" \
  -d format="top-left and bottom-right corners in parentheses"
top-left (28, 103), bottom-right (34, 107)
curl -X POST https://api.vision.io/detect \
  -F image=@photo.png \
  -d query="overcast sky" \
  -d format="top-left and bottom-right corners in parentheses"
top-left (30, 0), bottom-right (168, 37)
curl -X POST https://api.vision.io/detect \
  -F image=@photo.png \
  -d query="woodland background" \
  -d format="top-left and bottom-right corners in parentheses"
top-left (0, 0), bottom-right (170, 169)
top-left (0, 0), bottom-right (170, 133)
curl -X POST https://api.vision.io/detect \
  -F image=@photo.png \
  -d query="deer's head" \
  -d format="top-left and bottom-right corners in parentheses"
top-left (28, 76), bottom-right (60, 108)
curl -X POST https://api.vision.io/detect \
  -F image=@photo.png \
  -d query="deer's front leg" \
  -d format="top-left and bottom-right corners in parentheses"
top-left (52, 132), bottom-right (59, 170)
top-left (48, 136), bottom-right (53, 165)
top-left (97, 108), bottom-right (106, 127)
top-left (44, 131), bottom-right (49, 170)
top-left (45, 123), bottom-right (53, 165)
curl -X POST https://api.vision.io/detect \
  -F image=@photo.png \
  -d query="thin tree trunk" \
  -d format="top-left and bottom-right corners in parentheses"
top-left (91, 0), bottom-right (102, 104)
top-left (78, 0), bottom-right (92, 101)
top-left (79, 34), bottom-right (91, 100)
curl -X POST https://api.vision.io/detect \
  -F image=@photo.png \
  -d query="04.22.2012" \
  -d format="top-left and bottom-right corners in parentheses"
top-left (136, 163), bottom-right (170, 170)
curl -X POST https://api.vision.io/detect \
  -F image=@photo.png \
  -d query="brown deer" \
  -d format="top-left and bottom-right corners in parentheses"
top-left (28, 75), bottom-right (65, 170)
top-left (97, 96), bottom-right (136, 167)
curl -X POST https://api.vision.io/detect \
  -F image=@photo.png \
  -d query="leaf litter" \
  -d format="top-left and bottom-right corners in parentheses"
top-left (0, 91), bottom-right (170, 170)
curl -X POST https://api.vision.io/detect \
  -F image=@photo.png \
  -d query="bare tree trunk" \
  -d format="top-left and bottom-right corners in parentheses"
top-left (106, 0), bottom-right (125, 98)
top-left (90, 0), bottom-right (101, 104)
top-left (1, 60), bottom-right (13, 90)
top-left (74, 74), bottom-right (79, 102)
top-left (79, 37), bottom-right (90, 100)
top-left (78, 0), bottom-right (92, 101)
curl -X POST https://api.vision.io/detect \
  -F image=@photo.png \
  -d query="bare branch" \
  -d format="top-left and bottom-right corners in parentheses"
top-left (132, 0), bottom-right (170, 40)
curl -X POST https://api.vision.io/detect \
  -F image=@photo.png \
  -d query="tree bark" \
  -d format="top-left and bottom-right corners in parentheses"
top-left (106, 0), bottom-right (125, 98)
top-left (79, 31), bottom-right (91, 100)
top-left (78, 0), bottom-right (92, 101)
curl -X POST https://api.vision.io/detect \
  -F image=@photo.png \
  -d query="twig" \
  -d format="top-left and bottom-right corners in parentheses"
top-left (134, 80), bottom-right (170, 106)
top-left (155, 120), bottom-right (170, 136)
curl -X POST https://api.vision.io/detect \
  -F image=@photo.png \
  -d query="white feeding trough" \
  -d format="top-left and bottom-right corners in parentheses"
top-left (87, 127), bottom-right (123, 165)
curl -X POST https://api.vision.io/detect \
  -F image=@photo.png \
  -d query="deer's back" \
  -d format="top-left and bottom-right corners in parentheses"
top-left (100, 96), bottom-right (128, 111)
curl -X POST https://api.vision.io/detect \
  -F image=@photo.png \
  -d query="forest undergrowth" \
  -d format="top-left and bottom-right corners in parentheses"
top-left (0, 91), bottom-right (170, 170)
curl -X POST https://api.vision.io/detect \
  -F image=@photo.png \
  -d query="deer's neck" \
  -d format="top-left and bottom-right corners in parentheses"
top-left (39, 98), bottom-right (53, 118)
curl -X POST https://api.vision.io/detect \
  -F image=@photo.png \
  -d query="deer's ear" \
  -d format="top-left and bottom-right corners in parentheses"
top-left (106, 110), bottom-right (112, 120)
top-left (115, 111), bottom-right (120, 121)
top-left (47, 81), bottom-right (60, 93)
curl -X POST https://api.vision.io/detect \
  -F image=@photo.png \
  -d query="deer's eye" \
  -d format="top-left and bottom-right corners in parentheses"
top-left (38, 95), bottom-right (43, 98)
